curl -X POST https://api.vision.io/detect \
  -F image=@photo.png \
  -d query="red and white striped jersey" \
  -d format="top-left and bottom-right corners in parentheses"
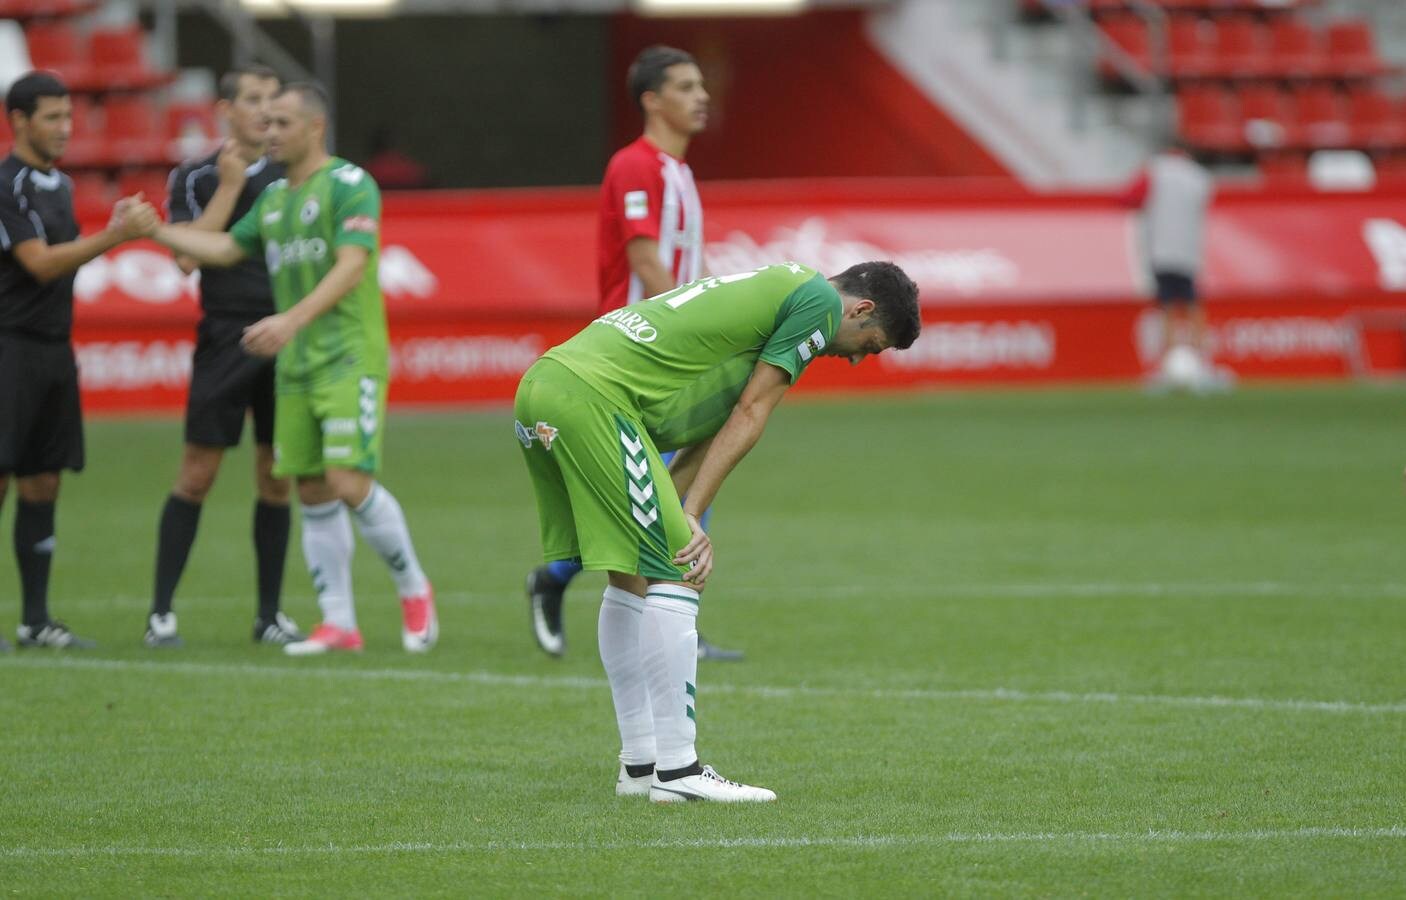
top-left (597, 136), bottom-right (704, 314)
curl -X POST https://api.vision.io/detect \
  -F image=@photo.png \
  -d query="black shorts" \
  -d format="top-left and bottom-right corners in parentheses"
top-left (0, 333), bottom-right (84, 477)
top-left (184, 317), bottom-right (276, 448)
top-left (1154, 270), bottom-right (1198, 306)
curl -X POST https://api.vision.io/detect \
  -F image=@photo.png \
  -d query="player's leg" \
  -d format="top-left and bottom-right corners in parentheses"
top-left (277, 391), bottom-right (362, 656)
top-left (13, 342), bottom-right (92, 650)
top-left (318, 373), bottom-right (435, 653)
top-left (0, 474), bottom-right (8, 652)
top-left (661, 448), bottom-right (742, 663)
top-left (249, 359), bottom-right (299, 644)
top-left (146, 443), bottom-right (222, 647)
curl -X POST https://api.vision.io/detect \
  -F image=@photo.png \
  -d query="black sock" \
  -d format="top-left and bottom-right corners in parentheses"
top-left (655, 761), bottom-right (703, 782)
top-left (153, 494), bottom-right (202, 616)
top-left (625, 762), bottom-right (655, 779)
top-left (14, 500), bottom-right (56, 628)
top-left (253, 500), bottom-right (290, 620)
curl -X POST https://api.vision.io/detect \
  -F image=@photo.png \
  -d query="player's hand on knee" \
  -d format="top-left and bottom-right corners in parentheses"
top-left (674, 513), bottom-right (712, 587)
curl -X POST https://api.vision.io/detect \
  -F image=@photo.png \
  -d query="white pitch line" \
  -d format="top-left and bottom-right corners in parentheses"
top-left (59, 581), bottom-right (1406, 612)
top-left (5, 656), bottom-right (1404, 715)
top-left (2, 826), bottom-right (1403, 860)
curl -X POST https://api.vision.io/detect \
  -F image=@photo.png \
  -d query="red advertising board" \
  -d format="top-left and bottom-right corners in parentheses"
top-left (67, 180), bottom-right (1406, 413)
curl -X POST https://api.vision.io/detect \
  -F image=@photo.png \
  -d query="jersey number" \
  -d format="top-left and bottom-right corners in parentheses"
top-left (661, 270), bottom-right (761, 308)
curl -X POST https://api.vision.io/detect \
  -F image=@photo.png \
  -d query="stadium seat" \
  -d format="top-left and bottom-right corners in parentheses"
top-left (1177, 84), bottom-right (1240, 153)
top-left (1345, 87), bottom-right (1403, 149)
top-left (1237, 84), bottom-right (1290, 149)
top-left (0, 0), bottom-right (94, 19)
top-left (22, 21), bottom-right (94, 87)
top-left (1257, 151), bottom-right (1309, 185)
top-left (1268, 17), bottom-right (1324, 79)
top-left (1291, 84), bottom-right (1350, 149)
top-left (165, 102), bottom-right (220, 162)
top-left (102, 95), bottom-right (166, 166)
top-left (116, 168), bottom-right (169, 207)
top-left (1100, 16), bottom-right (1151, 80)
top-left (68, 170), bottom-right (113, 217)
top-left (1168, 15), bottom-right (1213, 79)
top-left (60, 93), bottom-right (103, 168)
top-left (1210, 15), bottom-right (1268, 78)
top-left (89, 26), bottom-right (169, 90)
top-left (1326, 20), bottom-right (1384, 78)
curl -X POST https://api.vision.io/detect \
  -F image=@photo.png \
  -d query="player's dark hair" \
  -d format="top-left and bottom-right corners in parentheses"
top-left (278, 81), bottom-right (330, 118)
top-left (218, 64), bottom-right (280, 102)
top-left (830, 262), bottom-right (922, 351)
top-left (5, 71), bottom-right (69, 119)
top-left (628, 46), bottom-right (697, 113)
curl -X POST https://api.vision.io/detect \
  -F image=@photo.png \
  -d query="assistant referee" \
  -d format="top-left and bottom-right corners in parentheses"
top-left (1, 72), bottom-right (151, 650)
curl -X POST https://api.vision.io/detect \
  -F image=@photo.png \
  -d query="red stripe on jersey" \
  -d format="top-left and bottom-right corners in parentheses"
top-left (596, 136), bottom-right (704, 314)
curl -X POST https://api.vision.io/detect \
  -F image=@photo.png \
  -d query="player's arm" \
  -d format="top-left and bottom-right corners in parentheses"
top-left (625, 237), bottom-right (677, 298)
top-left (671, 361), bottom-right (792, 584)
top-left (666, 435), bottom-right (715, 498)
top-left (241, 245), bottom-right (368, 357)
top-left (151, 222), bottom-right (247, 268)
top-left (171, 144), bottom-right (249, 274)
top-left (7, 196), bottom-right (149, 285)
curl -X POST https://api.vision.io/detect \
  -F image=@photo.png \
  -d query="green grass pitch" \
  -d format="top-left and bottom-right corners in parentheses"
top-left (1, 385), bottom-right (1404, 897)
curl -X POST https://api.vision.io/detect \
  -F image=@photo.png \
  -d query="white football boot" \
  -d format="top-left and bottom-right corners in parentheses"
top-left (650, 765), bottom-right (777, 803)
top-left (615, 764), bottom-right (653, 797)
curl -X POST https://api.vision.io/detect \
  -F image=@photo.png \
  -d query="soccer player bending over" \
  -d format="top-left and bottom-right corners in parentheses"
top-left (126, 82), bottom-right (436, 655)
top-left (514, 261), bottom-right (920, 801)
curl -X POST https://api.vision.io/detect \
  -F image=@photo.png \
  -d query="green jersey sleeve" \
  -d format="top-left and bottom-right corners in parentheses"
top-left (758, 274), bottom-right (843, 383)
top-left (229, 191), bottom-right (264, 258)
top-left (330, 164), bottom-right (381, 252)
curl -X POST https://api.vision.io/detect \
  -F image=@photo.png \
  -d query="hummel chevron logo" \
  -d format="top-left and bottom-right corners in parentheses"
top-left (620, 434), bottom-right (644, 456)
top-left (629, 481), bottom-right (654, 505)
top-left (619, 424), bottom-right (660, 534)
top-left (625, 456), bottom-right (648, 480)
top-left (632, 506), bottom-right (659, 528)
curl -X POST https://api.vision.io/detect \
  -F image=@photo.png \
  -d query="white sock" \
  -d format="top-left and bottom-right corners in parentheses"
top-left (302, 500), bottom-right (355, 630)
top-left (598, 585), bottom-right (655, 767)
top-left (639, 584), bottom-right (700, 771)
top-left (353, 483), bottom-right (430, 598)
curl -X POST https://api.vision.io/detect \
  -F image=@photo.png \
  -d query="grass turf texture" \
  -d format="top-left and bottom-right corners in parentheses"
top-left (1, 384), bottom-right (1404, 897)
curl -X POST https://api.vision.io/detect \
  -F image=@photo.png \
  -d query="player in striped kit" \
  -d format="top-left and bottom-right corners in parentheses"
top-left (526, 46), bottom-right (740, 661)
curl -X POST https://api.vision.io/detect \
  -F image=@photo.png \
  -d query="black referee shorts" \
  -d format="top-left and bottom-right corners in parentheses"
top-left (185, 316), bottom-right (276, 448)
top-left (0, 332), bottom-right (84, 477)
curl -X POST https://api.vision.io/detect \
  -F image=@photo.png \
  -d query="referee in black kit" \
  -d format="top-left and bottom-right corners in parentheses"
top-left (1, 72), bottom-right (152, 650)
top-left (144, 65), bottom-right (305, 648)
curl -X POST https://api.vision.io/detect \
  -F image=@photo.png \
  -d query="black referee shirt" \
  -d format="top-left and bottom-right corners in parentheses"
top-left (166, 152), bottom-right (285, 320)
top-left (0, 153), bottom-right (80, 342)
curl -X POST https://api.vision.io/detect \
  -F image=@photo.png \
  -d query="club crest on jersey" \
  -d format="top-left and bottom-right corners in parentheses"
top-left (300, 197), bottom-right (320, 224)
top-left (515, 420), bottom-right (559, 450)
top-left (796, 329), bottom-right (827, 362)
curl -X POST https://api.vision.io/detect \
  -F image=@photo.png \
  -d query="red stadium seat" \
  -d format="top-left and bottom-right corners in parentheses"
top-left (1345, 87), bottom-right (1402, 148)
top-left (68, 171), bottom-right (113, 218)
top-left (60, 94), bottom-right (103, 168)
top-left (1291, 84), bottom-right (1349, 149)
top-left (1100, 16), bottom-right (1152, 80)
top-left (1237, 84), bottom-right (1290, 149)
top-left (1326, 20), bottom-right (1384, 78)
top-left (1177, 85), bottom-right (1240, 152)
top-left (1257, 151), bottom-right (1309, 185)
top-left (102, 95), bottom-right (166, 166)
top-left (88, 26), bottom-right (168, 90)
top-left (164, 102), bottom-right (220, 161)
top-left (1210, 15), bottom-right (1268, 78)
top-left (1168, 15), bottom-right (1213, 79)
top-left (1268, 17), bottom-right (1324, 79)
top-left (116, 168), bottom-right (169, 207)
top-left (22, 22), bottom-right (93, 86)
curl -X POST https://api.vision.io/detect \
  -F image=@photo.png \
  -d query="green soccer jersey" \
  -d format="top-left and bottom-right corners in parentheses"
top-left (545, 262), bottom-right (842, 451)
top-left (230, 156), bottom-right (387, 392)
